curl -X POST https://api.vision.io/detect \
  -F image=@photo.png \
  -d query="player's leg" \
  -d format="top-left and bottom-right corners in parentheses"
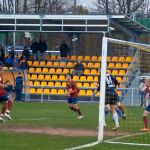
top-left (73, 103), bottom-right (84, 119)
top-left (110, 104), bottom-right (119, 131)
top-left (141, 105), bottom-right (150, 131)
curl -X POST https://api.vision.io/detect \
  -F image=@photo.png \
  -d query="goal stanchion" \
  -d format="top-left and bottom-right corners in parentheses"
top-left (99, 37), bottom-right (150, 147)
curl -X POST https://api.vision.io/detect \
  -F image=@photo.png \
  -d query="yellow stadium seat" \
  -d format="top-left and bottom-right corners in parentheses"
top-left (28, 74), bottom-right (31, 79)
top-left (94, 76), bottom-right (98, 81)
top-left (36, 68), bottom-right (42, 73)
top-left (28, 68), bottom-right (35, 73)
top-left (34, 81), bottom-right (40, 86)
top-left (43, 68), bottom-right (49, 73)
top-left (87, 76), bottom-right (93, 81)
top-left (115, 63), bottom-right (122, 68)
top-left (53, 62), bottom-right (59, 67)
top-left (116, 77), bottom-right (122, 83)
top-left (51, 89), bottom-right (57, 94)
top-left (82, 62), bottom-right (87, 67)
top-left (51, 55), bottom-right (57, 60)
top-left (37, 88), bottom-right (43, 94)
top-left (77, 82), bottom-right (82, 87)
top-left (30, 88), bottom-right (36, 94)
top-left (70, 55), bottom-right (77, 60)
top-left (39, 61), bottom-right (46, 66)
top-left (87, 90), bottom-right (93, 96)
top-left (29, 81), bottom-right (33, 86)
top-left (45, 54), bottom-right (50, 61)
top-left (48, 82), bottom-right (54, 86)
top-left (56, 68), bottom-right (62, 74)
top-left (84, 69), bottom-right (90, 74)
top-left (33, 61), bottom-right (39, 66)
top-left (122, 63), bottom-right (129, 68)
top-left (73, 76), bottom-right (79, 81)
top-left (126, 57), bottom-right (132, 62)
top-left (108, 63), bottom-right (115, 68)
top-left (51, 75), bottom-right (58, 80)
top-left (91, 56), bottom-right (97, 61)
top-left (55, 82), bottom-right (61, 87)
top-left (91, 69), bottom-right (98, 74)
top-left (94, 63), bottom-right (100, 68)
top-left (119, 70), bottom-right (126, 76)
top-left (57, 55), bottom-right (61, 60)
top-left (84, 56), bottom-right (91, 61)
top-left (49, 68), bottom-right (55, 74)
top-left (90, 83), bottom-right (97, 88)
top-left (62, 82), bottom-right (66, 87)
top-left (44, 89), bottom-right (50, 94)
top-left (79, 90), bottom-right (86, 96)
top-left (67, 62), bottom-right (74, 68)
top-left (58, 89), bottom-right (65, 95)
top-left (87, 63), bottom-right (93, 68)
top-left (119, 56), bottom-right (125, 62)
top-left (27, 61), bottom-right (32, 66)
top-left (45, 75), bottom-right (51, 80)
top-left (59, 75), bottom-right (65, 80)
top-left (63, 69), bottom-right (69, 74)
top-left (31, 74), bottom-right (37, 80)
top-left (41, 81), bottom-right (47, 86)
top-left (80, 76), bottom-right (86, 81)
top-left (107, 56), bottom-right (111, 61)
top-left (83, 83), bottom-right (89, 87)
top-left (46, 61), bottom-right (52, 67)
top-left (112, 56), bottom-right (118, 62)
top-left (98, 56), bottom-right (102, 61)
top-left (60, 62), bottom-right (66, 67)
top-left (112, 70), bottom-right (118, 76)
top-left (38, 74), bottom-right (44, 80)
top-left (78, 56), bottom-right (83, 61)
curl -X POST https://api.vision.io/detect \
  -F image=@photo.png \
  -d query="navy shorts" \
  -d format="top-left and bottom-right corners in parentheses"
top-left (146, 105), bottom-right (150, 112)
top-left (105, 90), bottom-right (118, 105)
top-left (68, 97), bottom-right (78, 104)
top-left (0, 93), bottom-right (9, 102)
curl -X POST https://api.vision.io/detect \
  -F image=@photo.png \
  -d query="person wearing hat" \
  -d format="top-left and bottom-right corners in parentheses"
top-left (72, 60), bottom-right (85, 76)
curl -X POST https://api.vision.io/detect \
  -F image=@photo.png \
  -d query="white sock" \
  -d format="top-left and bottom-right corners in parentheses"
top-left (113, 112), bottom-right (119, 126)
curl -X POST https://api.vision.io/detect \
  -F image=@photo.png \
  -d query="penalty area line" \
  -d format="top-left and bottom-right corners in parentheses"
top-left (64, 141), bottom-right (99, 150)
top-left (105, 132), bottom-right (150, 147)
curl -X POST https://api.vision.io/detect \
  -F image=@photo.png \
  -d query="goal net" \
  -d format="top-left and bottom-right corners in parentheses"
top-left (99, 37), bottom-right (150, 146)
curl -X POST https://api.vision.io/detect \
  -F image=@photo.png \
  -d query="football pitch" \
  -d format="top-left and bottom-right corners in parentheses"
top-left (0, 102), bottom-right (150, 150)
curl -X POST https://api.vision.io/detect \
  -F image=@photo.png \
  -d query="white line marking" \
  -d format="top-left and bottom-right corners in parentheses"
top-left (64, 141), bottom-right (99, 150)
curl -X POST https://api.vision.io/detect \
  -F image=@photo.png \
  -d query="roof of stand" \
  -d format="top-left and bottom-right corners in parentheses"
top-left (0, 14), bottom-right (149, 33)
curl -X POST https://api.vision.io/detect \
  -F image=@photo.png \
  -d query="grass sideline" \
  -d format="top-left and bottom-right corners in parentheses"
top-left (0, 102), bottom-right (150, 150)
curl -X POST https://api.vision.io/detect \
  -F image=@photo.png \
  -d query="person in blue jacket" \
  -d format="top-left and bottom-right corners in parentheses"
top-left (15, 72), bottom-right (23, 101)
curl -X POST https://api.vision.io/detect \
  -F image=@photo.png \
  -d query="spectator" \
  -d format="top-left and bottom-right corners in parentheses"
top-left (15, 72), bottom-right (23, 101)
top-left (59, 40), bottom-right (69, 62)
top-left (19, 57), bottom-right (29, 70)
top-left (0, 45), bottom-right (5, 64)
top-left (39, 39), bottom-right (47, 61)
top-left (13, 54), bottom-right (20, 69)
top-left (139, 79), bottom-right (146, 106)
top-left (72, 60), bottom-right (84, 76)
top-left (22, 46), bottom-right (30, 61)
top-left (9, 47), bottom-right (15, 59)
top-left (5, 54), bottom-right (13, 67)
top-left (30, 39), bottom-right (39, 60)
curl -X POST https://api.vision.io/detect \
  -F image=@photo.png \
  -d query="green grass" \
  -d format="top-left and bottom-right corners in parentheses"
top-left (0, 102), bottom-right (150, 150)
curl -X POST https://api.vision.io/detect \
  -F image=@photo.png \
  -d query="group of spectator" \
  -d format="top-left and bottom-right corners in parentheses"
top-left (139, 79), bottom-right (150, 107)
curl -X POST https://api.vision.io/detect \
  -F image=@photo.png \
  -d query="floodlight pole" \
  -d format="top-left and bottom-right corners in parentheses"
top-left (98, 36), bottom-right (108, 142)
top-left (13, 0), bottom-right (16, 49)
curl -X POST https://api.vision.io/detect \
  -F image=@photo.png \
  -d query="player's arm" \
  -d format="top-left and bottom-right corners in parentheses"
top-left (69, 83), bottom-right (78, 94)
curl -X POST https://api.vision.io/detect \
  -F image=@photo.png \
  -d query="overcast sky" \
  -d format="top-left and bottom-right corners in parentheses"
top-left (77, 0), bottom-right (95, 9)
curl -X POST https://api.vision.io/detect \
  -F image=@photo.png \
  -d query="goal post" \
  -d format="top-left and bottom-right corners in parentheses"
top-left (98, 37), bottom-right (150, 146)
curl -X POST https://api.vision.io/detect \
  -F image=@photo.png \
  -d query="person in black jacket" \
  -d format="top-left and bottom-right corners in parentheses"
top-left (30, 39), bottom-right (39, 61)
top-left (72, 60), bottom-right (84, 76)
top-left (39, 39), bottom-right (47, 61)
top-left (59, 40), bottom-right (69, 62)
top-left (15, 72), bottom-right (23, 101)
top-left (0, 45), bottom-right (5, 64)
top-left (22, 46), bottom-right (30, 61)
top-left (19, 57), bottom-right (29, 70)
